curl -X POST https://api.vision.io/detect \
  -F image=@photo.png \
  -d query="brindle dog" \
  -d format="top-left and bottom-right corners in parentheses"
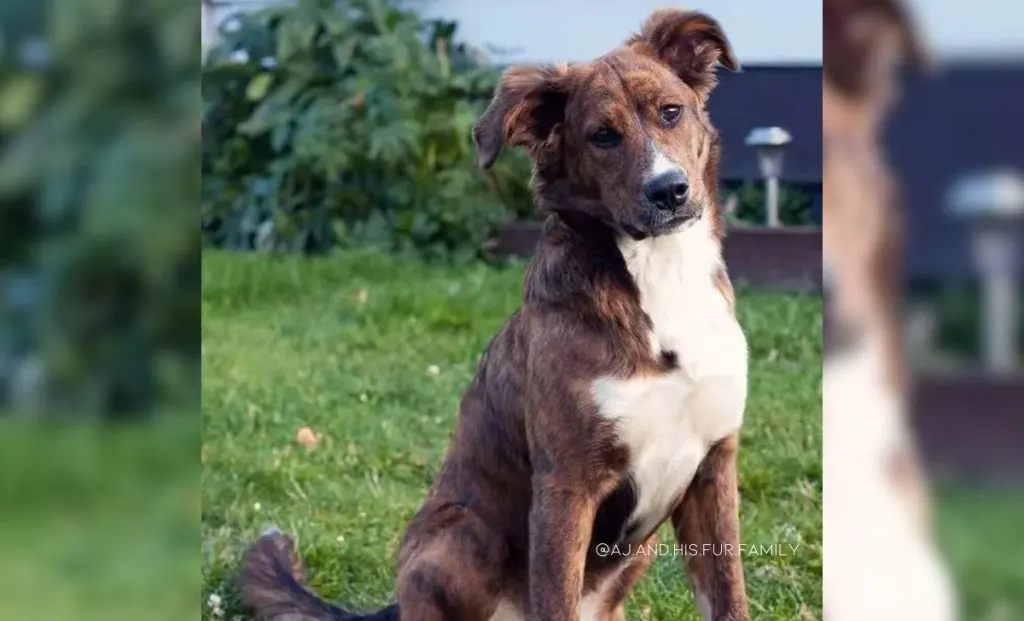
top-left (240, 9), bottom-right (750, 621)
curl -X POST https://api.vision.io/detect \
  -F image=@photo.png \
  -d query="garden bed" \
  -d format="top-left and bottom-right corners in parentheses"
top-left (913, 371), bottom-right (1024, 484)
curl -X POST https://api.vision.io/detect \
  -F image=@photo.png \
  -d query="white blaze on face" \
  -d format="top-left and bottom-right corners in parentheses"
top-left (649, 149), bottom-right (678, 178)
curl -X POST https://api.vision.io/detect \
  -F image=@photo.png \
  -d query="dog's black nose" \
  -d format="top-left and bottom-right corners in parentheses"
top-left (643, 170), bottom-right (689, 211)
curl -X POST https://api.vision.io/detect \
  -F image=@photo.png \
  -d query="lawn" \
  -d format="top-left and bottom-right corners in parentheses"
top-left (0, 416), bottom-right (199, 621)
top-left (201, 250), bottom-right (823, 620)
top-left (935, 486), bottom-right (1024, 620)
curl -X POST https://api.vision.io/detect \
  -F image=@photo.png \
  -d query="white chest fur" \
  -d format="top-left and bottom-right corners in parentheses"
top-left (823, 336), bottom-right (957, 621)
top-left (591, 218), bottom-right (749, 538)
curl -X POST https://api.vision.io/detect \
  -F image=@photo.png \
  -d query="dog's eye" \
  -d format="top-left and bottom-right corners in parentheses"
top-left (660, 105), bottom-right (682, 126)
top-left (589, 126), bottom-right (621, 148)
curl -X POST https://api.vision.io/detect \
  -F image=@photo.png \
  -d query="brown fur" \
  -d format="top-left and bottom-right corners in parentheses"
top-left (672, 434), bottom-right (747, 619)
top-left (822, 0), bottom-right (931, 526)
top-left (821, 0), bottom-right (928, 391)
top-left (240, 9), bottom-right (746, 621)
top-left (475, 10), bottom-right (736, 243)
top-left (823, 0), bottom-right (927, 99)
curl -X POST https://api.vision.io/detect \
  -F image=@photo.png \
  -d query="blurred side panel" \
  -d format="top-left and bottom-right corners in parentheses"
top-left (824, 1), bottom-right (1024, 620)
top-left (0, 0), bottom-right (200, 619)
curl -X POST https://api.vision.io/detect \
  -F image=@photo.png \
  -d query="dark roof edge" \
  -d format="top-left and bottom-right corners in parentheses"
top-left (727, 62), bottom-right (822, 71)
top-left (487, 61), bottom-right (823, 71)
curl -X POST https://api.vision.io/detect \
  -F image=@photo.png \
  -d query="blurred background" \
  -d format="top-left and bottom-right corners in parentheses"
top-left (893, 2), bottom-right (1024, 614)
top-left (823, 0), bottom-right (1024, 619)
top-left (0, 0), bottom-right (198, 619)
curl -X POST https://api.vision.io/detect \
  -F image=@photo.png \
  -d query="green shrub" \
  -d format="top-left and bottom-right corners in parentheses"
top-left (0, 0), bottom-right (199, 417)
top-left (910, 284), bottom-right (1024, 363)
top-left (725, 181), bottom-right (815, 226)
top-left (202, 0), bottom-right (533, 260)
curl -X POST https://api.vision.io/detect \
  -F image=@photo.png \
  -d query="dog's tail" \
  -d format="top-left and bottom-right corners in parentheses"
top-left (239, 527), bottom-right (399, 621)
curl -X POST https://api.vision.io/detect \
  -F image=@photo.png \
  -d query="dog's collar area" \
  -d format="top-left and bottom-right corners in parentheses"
top-left (550, 209), bottom-right (620, 241)
top-left (620, 216), bottom-right (696, 241)
top-left (623, 225), bottom-right (649, 241)
top-left (547, 201), bottom-right (699, 242)
top-left (823, 290), bottom-right (866, 359)
top-left (823, 134), bottom-right (878, 160)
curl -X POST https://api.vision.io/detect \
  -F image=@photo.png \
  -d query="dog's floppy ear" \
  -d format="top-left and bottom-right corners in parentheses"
top-left (823, 0), bottom-right (929, 96)
top-left (824, 0), bottom-right (928, 70)
top-left (472, 64), bottom-right (569, 169)
top-left (629, 9), bottom-right (740, 98)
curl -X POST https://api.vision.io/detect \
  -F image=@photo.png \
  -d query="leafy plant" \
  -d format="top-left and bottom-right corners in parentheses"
top-left (202, 0), bottom-right (533, 260)
top-left (0, 0), bottom-right (199, 416)
top-left (725, 181), bottom-right (815, 226)
top-left (909, 283), bottom-right (1024, 363)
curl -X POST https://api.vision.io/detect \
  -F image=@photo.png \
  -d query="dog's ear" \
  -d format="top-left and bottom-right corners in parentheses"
top-left (873, 0), bottom-right (929, 73)
top-left (823, 0), bottom-right (929, 96)
top-left (825, 0), bottom-right (928, 70)
top-left (629, 9), bottom-right (740, 99)
top-left (473, 64), bottom-right (569, 169)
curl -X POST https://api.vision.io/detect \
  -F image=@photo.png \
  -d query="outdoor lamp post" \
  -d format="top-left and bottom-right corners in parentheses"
top-left (946, 169), bottom-right (1024, 373)
top-left (745, 126), bottom-right (792, 227)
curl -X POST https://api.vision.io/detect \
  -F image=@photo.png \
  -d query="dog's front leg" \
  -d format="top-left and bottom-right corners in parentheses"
top-left (527, 475), bottom-right (597, 621)
top-left (671, 434), bottom-right (750, 621)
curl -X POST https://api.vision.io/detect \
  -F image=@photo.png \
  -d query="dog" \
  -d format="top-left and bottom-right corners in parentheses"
top-left (821, 1), bottom-right (957, 619)
top-left (240, 9), bottom-right (749, 620)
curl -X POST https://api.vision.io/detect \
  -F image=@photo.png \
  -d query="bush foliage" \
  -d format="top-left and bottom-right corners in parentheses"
top-left (0, 0), bottom-right (199, 416)
top-left (726, 181), bottom-right (815, 227)
top-left (202, 0), bottom-right (534, 260)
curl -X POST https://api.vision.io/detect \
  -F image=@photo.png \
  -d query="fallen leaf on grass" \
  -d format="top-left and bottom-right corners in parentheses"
top-left (296, 426), bottom-right (321, 450)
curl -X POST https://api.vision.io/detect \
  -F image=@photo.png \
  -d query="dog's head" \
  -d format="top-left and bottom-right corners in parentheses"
top-left (473, 9), bottom-right (739, 239)
top-left (823, 0), bottom-right (927, 104)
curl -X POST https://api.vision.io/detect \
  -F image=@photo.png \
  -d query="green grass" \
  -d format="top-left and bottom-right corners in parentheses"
top-left (201, 250), bottom-right (822, 620)
top-left (0, 415), bottom-right (199, 621)
top-left (936, 486), bottom-right (1024, 620)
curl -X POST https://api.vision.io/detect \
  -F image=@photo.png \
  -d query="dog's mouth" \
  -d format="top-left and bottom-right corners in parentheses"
top-left (655, 214), bottom-right (695, 232)
top-left (621, 217), bottom-right (690, 240)
top-left (622, 206), bottom-right (701, 240)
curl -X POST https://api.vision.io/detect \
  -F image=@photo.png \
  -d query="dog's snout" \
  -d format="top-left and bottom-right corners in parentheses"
top-left (643, 170), bottom-right (689, 211)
